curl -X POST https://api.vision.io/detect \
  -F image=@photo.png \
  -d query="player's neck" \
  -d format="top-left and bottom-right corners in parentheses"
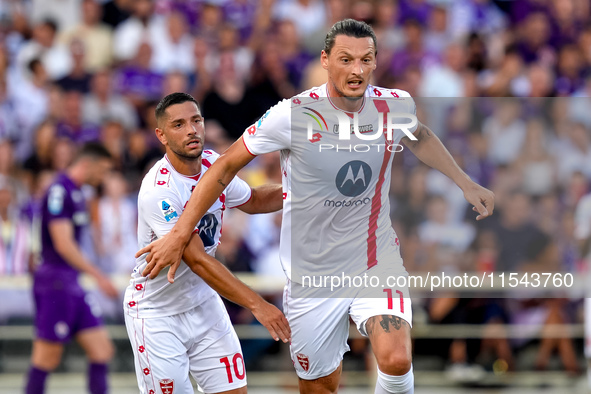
top-left (327, 83), bottom-right (364, 112)
top-left (166, 152), bottom-right (202, 177)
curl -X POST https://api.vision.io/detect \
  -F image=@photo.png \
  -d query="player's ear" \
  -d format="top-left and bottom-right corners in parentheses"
top-left (321, 50), bottom-right (329, 70)
top-left (155, 128), bottom-right (167, 146)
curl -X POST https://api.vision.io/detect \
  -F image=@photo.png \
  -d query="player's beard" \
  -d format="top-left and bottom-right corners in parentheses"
top-left (169, 142), bottom-right (203, 161)
top-left (332, 80), bottom-right (365, 100)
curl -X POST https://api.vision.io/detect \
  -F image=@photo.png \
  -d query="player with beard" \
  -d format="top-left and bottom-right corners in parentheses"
top-left (138, 21), bottom-right (494, 393)
top-left (125, 92), bottom-right (290, 394)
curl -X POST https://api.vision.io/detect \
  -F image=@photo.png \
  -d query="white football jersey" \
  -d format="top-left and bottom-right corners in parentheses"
top-left (124, 151), bottom-right (252, 318)
top-left (242, 83), bottom-right (417, 282)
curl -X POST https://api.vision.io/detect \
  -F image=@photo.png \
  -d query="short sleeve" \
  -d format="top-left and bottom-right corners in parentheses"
top-left (242, 99), bottom-right (291, 155)
top-left (46, 184), bottom-right (73, 222)
top-left (395, 89), bottom-right (418, 134)
top-left (139, 189), bottom-right (187, 239)
top-left (225, 175), bottom-right (252, 208)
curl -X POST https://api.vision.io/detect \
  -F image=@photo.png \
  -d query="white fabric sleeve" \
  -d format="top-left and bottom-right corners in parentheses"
top-left (242, 99), bottom-right (291, 155)
top-left (396, 89), bottom-right (418, 134)
top-left (225, 175), bottom-right (253, 209)
top-left (139, 189), bottom-right (188, 239)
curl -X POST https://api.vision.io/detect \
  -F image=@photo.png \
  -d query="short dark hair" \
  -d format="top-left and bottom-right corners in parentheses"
top-left (75, 142), bottom-right (112, 162)
top-left (155, 92), bottom-right (199, 123)
top-left (324, 19), bottom-right (378, 56)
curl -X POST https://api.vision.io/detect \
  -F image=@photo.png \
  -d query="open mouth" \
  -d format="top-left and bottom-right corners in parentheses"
top-left (186, 140), bottom-right (201, 148)
top-left (347, 80), bottom-right (363, 88)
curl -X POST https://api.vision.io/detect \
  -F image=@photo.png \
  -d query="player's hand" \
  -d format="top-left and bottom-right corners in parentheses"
top-left (137, 233), bottom-right (186, 281)
top-left (96, 275), bottom-right (119, 299)
top-left (463, 182), bottom-right (495, 220)
top-left (251, 300), bottom-right (291, 343)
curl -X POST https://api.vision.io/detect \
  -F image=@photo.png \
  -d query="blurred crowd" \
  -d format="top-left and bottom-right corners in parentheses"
top-left (0, 0), bottom-right (590, 376)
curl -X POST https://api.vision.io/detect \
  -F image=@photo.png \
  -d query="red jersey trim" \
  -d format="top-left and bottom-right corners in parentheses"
top-left (228, 188), bottom-right (253, 209)
top-left (367, 110), bottom-right (391, 269)
top-left (241, 137), bottom-right (257, 157)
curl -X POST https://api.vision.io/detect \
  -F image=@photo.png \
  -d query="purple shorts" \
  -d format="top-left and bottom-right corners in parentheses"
top-left (33, 285), bottom-right (103, 343)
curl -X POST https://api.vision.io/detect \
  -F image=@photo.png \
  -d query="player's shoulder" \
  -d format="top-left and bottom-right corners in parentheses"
top-left (201, 149), bottom-right (219, 169)
top-left (138, 157), bottom-right (177, 201)
top-left (367, 84), bottom-right (413, 99)
top-left (290, 84), bottom-right (327, 108)
top-left (45, 174), bottom-right (72, 200)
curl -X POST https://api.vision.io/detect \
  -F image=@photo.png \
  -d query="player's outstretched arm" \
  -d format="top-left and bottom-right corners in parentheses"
top-left (401, 122), bottom-right (495, 220)
top-left (238, 184), bottom-right (283, 214)
top-left (49, 219), bottom-right (118, 298)
top-left (139, 137), bottom-right (257, 278)
top-left (180, 233), bottom-right (291, 343)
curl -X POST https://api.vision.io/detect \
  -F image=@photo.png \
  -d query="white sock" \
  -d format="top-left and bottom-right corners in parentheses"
top-left (374, 364), bottom-right (414, 394)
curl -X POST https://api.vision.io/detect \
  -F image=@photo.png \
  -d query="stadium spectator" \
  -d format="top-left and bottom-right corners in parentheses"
top-left (56, 39), bottom-right (92, 93)
top-left (101, 0), bottom-right (132, 29)
top-left (60, 0), bottom-right (113, 73)
top-left (390, 19), bottom-right (439, 78)
top-left (11, 59), bottom-right (50, 161)
top-left (419, 42), bottom-right (467, 97)
top-left (483, 100), bottom-right (527, 166)
top-left (23, 121), bottom-right (57, 175)
top-left (202, 51), bottom-right (256, 140)
top-left (31, 0), bottom-right (80, 32)
top-left (112, 0), bottom-right (160, 62)
top-left (82, 70), bottom-right (138, 131)
top-left (0, 175), bottom-right (35, 325)
top-left (150, 11), bottom-right (195, 74)
top-left (274, 0), bottom-right (327, 40)
top-left (56, 90), bottom-right (101, 144)
top-left (96, 171), bottom-right (137, 275)
top-left (114, 42), bottom-right (164, 107)
top-left (0, 76), bottom-right (18, 143)
top-left (488, 190), bottom-right (542, 272)
top-left (16, 19), bottom-right (72, 81)
top-left (512, 119), bottom-right (557, 196)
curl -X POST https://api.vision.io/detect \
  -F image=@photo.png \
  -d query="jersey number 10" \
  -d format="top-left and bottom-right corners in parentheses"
top-left (219, 353), bottom-right (245, 383)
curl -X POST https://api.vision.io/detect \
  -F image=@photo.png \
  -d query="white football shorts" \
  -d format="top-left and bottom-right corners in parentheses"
top-left (284, 264), bottom-right (412, 380)
top-left (125, 294), bottom-right (246, 393)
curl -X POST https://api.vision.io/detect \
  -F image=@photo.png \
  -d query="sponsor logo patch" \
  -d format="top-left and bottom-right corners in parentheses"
top-left (160, 199), bottom-right (178, 222)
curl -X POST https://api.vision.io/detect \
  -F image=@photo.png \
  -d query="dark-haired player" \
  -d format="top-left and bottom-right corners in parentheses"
top-left (25, 143), bottom-right (117, 394)
top-left (124, 92), bottom-right (290, 394)
top-left (139, 20), bottom-right (495, 393)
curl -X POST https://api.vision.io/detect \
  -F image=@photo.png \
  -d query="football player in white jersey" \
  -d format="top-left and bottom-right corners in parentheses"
top-left (126, 92), bottom-right (290, 394)
top-left (138, 20), bottom-right (495, 394)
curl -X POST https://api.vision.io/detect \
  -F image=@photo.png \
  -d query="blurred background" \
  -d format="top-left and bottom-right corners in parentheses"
top-left (0, 0), bottom-right (590, 392)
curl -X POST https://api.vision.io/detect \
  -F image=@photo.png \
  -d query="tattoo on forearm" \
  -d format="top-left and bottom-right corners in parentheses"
top-left (403, 122), bottom-right (433, 149)
top-left (217, 179), bottom-right (227, 187)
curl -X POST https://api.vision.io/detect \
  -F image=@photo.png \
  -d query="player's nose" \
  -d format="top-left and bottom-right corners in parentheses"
top-left (352, 60), bottom-right (364, 76)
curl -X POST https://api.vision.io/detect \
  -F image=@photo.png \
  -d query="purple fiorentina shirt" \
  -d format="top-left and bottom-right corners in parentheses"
top-left (37, 173), bottom-right (89, 282)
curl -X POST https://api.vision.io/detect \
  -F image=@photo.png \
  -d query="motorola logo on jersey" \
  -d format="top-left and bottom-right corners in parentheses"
top-left (335, 161), bottom-right (372, 197)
